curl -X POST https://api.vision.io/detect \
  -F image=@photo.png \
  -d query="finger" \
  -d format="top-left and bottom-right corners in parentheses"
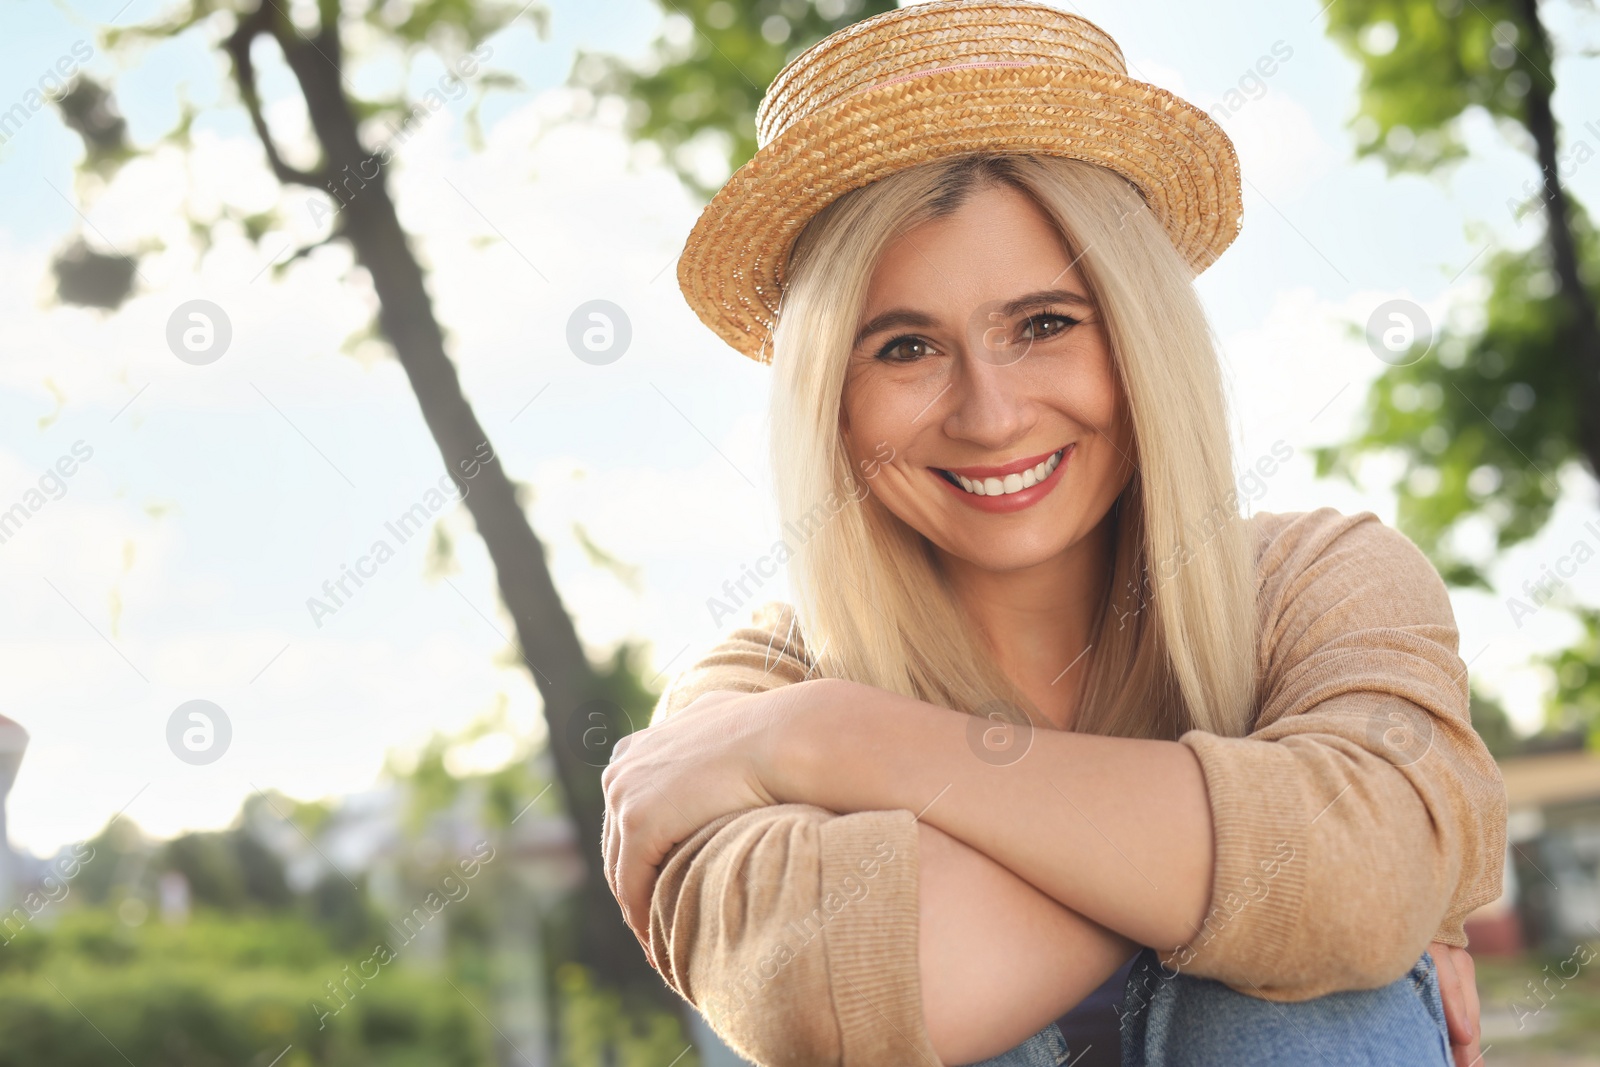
top-left (1432, 946), bottom-right (1469, 1049)
top-left (614, 824), bottom-right (658, 967)
top-left (1439, 945), bottom-right (1482, 1052)
top-left (1453, 946), bottom-right (1482, 1067)
top-left (620, 848), bottom-right (663, 966)
top-left (620, 833), bottom-right (661, 940)
top-left (1457, 948), bottom-right (1480, 1041)
top-left (610, 733), bottom-right (633, 764)
top-left (603, 801), bottom-right (622, 904)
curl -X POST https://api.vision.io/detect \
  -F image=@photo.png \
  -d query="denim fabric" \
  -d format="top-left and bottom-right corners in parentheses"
top-left (967, 949), bottom-right (1451, 1067)
top-left (964, 1018), bottom-right (1074, 1067)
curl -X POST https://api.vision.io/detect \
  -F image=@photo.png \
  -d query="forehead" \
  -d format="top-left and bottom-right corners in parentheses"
top-left (861, 183), bottom-right (1080, 312)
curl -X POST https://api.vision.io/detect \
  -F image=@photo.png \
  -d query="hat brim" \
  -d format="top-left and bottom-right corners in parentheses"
top-left (677, 64), bottom-right (1243, 363)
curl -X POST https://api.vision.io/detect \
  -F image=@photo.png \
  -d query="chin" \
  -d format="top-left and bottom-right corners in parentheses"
top-left (935, 528), bottom-right (1078, 573)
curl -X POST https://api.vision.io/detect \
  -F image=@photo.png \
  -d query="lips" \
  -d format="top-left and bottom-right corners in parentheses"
top-left (938, 448), bottom-right (1064, 496)
top-left (930, 444), bottom-right (1074, 512)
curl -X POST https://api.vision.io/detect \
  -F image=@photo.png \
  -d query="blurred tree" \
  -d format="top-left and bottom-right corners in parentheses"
top-left (1543, 607), bottom-right (1600, 741)
top-left (1314, 0), bottom-right (1600, 734)
top-left (51, 0), bottom-right (664, 997)
top-left (53, 76), bottom-right (130, 175)
top-left (160, 828), bottom-right (293, 912)
top-left (50, 236), bottom-right (137, 309)
top-left (71, 815), bottom-right (147, 909)
top-left (50, 0), bottom-right (902, 1044)
top-left (1470, 689), bottom-right (1523, 758)
top-left (572, 0), bottom-right (896, 198)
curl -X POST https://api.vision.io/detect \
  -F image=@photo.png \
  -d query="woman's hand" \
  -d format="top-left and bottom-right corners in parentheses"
top-left (601, 686), bottom-right (806, 962)
top-left (1430, 941), bottom-right (1481, 1067)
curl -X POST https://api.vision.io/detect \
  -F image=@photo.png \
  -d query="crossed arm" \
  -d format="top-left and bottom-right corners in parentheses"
top-left (613, 513), bottom-right (1504, 1065)
top-left (916, 821), bottom-right (1138, 1062)
top-left (622, 680), bottom-right (1490, 1066)
top-left (639, 738), bottom-right (1137, 1066)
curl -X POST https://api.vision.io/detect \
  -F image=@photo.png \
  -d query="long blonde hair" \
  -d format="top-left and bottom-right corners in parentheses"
top-left (768, 153), bottom-right (1257, 740)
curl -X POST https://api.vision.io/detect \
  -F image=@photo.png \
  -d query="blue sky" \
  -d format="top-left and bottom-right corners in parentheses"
top-left (1, 0), bottom-right (1598, 855)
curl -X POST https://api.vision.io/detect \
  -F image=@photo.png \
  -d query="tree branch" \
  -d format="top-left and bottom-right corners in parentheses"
top-left (1516, 0), bottom-right (1600, 478)
top-left (280, 222), bottom-right (345, 268)
top-left (226, 3), bottom-right (327, 189)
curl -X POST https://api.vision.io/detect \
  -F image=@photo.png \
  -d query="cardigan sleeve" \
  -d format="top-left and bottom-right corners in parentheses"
top-left (645, 603), bottom-right (940, 1066)
top-left (1168, 509), bottom-right (1508, 1000)
top-left (645, 509), bottom-right (1510, 1025)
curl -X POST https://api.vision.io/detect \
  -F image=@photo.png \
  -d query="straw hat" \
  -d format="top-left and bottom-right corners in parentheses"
top-left (676, 0), bottom-right (1243, 363)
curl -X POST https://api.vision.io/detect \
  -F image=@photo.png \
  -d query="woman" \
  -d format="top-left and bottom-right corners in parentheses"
top-left (602, 3), bottom-right (1507, 1065)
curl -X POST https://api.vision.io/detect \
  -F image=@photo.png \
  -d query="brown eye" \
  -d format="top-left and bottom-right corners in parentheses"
top-left (1021, 313), bottom-right (1081, 341)
top-left (875, 335), bottom-right (936, 363)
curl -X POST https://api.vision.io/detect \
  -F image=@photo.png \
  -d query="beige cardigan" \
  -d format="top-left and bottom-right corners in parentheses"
top-left (645, 508), bottom-right (1508, 1066)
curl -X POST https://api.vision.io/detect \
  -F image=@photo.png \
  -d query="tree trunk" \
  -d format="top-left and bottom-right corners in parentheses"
top-left (231, 2), bottom-right (656, 991)
top-left (1518, 0), bottom-right (1600, 478)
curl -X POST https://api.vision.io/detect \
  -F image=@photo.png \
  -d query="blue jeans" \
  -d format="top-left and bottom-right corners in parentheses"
top-left (967, 948), bottom-right (1452, 1066)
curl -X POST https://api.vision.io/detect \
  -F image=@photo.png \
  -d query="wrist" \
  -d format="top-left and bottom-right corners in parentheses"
top-left (760, 677), bottom-right (849, 806)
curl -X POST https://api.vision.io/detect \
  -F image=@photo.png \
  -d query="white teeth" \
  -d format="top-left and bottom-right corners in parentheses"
top-left (946, 449), bottom-right (1065, 497)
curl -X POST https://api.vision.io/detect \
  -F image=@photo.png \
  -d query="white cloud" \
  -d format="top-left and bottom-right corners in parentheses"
top-left (1222, 92), bottom-right (1341, 200)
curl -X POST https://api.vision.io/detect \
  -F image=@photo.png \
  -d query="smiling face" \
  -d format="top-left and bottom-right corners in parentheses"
top-left (840, 181), bottom-right (1136, 575)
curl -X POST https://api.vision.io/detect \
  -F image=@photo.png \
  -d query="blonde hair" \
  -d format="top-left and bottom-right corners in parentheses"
top-left (768, 153), bottom-right (1257, 740)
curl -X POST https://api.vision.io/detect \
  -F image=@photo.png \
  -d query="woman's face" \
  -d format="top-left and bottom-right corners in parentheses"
top-left (841, 182), bottom-right (1135, 573)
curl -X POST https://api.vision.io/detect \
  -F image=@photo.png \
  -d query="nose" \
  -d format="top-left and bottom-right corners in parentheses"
top-left (940, 348), bottom-right (1035, 450)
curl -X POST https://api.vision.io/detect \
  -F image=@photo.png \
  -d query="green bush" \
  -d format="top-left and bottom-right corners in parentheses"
top-left (556, 964), bottom-right (698, 1067)
top-left (0, 910), bottom-right (493, 1066)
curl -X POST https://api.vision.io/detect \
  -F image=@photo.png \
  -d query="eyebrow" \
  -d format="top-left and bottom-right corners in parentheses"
top-left (852, 288), bottom-right (1095, 349)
